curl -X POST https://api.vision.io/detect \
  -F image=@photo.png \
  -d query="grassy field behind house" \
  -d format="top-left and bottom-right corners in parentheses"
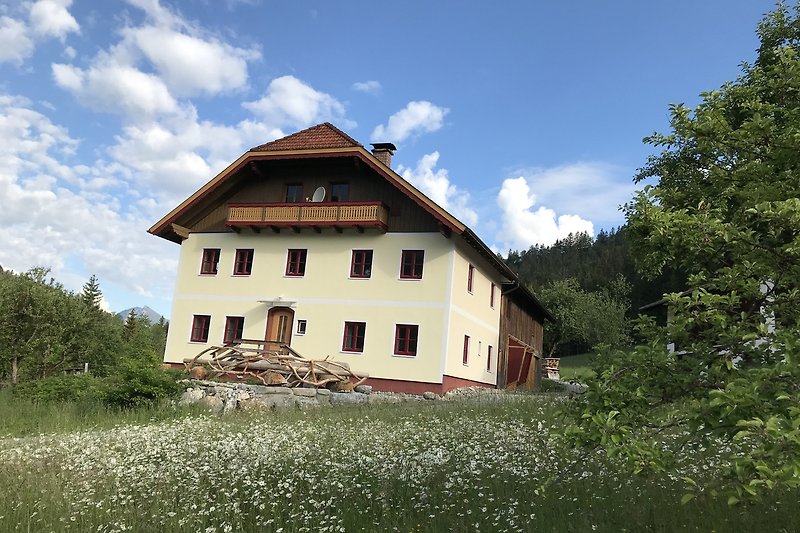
top-left (1, 392), bottom-right (798, 532)
top-left (557, 352), bottom-right (595, 382)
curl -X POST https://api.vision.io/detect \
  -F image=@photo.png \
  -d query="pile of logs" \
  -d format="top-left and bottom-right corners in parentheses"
top-left (183, 339), bottom-right (369, 389)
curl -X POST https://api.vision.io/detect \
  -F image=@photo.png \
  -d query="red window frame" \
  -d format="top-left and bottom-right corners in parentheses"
top-left (190, 315), bottom-right (211, 342)
top-left (286, 249), bottom-right (307, 276)
top-left (342, 321), bottom-right (366, 352)
top-left (200, 248), bottom-right (220, 275)
top-left (487, 345), bottom-right (493, 372)
top-left (467, 264), bottom-right (475, 293)
top-left (285, 183), bottom-right (303, 203)
top-left (490, 283), bottom-right (496, 308)
top-left (223, 316), bottom-right (244, 344)
top-left (463, 335), bottom-right (470, 365)
top-left (394, 324), bottom-right (419, 356)
top-left (350, 250), bottom-right (373, 278)
top-left (233, 249), bottom-right (254, 275)
top-left (400, 250), bottom-right (424, 279)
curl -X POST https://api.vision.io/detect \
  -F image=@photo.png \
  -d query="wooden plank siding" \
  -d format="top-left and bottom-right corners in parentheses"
top-left (177, 157), bottom-right (439, 234)
top-left (498, 290), bottom-right (545, 390)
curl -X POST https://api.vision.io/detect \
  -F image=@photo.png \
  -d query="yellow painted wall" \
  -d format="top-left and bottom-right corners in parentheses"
top-left (165, 231), bottom-right (453, 384)
top-left (443, 241), bottom-right (504, 385)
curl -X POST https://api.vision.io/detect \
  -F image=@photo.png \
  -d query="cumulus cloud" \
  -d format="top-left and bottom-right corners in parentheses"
top-left (371, 101), bottom-right (448, 144)
top-left (243, 75), bottom-right (349, 129)
top-left (398, 151), bottom-right (478, 227)
top-left (29, 0), bottom-right (80, 39)
top-left (52, 60), bottom-right (180, 118)
top-left (0, 16), bottom-right (35, 64)
top-left (0, 94), bottom-right (178, 301)
top-left (495, 176), bottom-right (594, 251)
top-left (352, 80), bottom-right (381, 94)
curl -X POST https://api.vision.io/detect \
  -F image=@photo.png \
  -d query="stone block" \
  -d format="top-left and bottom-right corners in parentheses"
top-left (329, 392), bottom-right (368, 405)
top-left (354, 384), bottom-right (373, 394)
top-left (292, 388), bottom-right (318, 397)
top-left (199, 396), bottom-right (223, 413)
top-left (423, 391), bottom-right (437, 400)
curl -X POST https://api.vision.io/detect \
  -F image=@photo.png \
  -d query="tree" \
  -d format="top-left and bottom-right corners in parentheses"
top-left (562, 4), bottom-right (800, 502)
top-left (80, 274), bottom-right (103, 309)
top-left (537, 276), bottom-right (630, 356)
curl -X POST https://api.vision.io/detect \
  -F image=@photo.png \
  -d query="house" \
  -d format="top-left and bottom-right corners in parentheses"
top-left (148, 123), bottom-right (552, 394)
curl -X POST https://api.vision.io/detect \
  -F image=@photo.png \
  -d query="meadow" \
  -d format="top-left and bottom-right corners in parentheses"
top-left (0, 392), bottom-right (797, 533)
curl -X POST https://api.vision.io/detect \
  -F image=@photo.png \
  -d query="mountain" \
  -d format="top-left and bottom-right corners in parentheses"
top-left (116, 306), bottom-right (165, 324)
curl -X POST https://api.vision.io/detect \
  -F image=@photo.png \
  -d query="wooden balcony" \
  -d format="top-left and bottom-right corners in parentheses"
top-left (226, 202), bottom-right (389, 233)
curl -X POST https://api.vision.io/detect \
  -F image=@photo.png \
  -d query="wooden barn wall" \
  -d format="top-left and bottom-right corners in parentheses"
top-left (498, 294), bottom-right (544, 390)
top-left (182, 157), bottom-right (439, 233)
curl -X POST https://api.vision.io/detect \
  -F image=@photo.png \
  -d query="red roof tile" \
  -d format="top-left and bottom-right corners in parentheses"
top-left (250, 122), bottom-right (362, 152)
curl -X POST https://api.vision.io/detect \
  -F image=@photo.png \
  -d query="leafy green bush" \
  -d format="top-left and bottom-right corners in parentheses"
top-left (13, 374), bottom-right (106, 403)
top-left (101, 361), bottom-right (182, 408)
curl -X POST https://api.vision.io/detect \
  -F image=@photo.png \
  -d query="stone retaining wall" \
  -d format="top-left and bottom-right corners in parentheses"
top-left (178, 380), bottom-right (519, 413)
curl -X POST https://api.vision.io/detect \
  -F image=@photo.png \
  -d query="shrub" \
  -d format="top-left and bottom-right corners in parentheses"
top-left (101, 361), bottom-right (182, 408)
top-left (539, 378), bottom-right (567, 393)
top-left (13, 374), bottom-right (105, 403)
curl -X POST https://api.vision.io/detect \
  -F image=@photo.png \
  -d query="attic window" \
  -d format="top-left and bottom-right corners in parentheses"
top-left (285, 184), bottom-right (303, 203)
top-left (330, 182), bottom-right (349, 202)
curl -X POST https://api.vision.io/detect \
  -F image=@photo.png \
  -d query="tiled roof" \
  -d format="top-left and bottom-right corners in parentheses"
top-left (250, 122), bottom-right (362, 152)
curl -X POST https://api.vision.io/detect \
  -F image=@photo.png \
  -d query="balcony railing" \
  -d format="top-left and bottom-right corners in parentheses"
top-left (226, 202), bottom-right (389, 232)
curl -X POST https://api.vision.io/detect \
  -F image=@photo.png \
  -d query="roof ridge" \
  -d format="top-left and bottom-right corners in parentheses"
top-left (250, 122), bottom-right (362, 152)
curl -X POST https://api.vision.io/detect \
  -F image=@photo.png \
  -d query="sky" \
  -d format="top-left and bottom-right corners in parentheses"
top-left (0, 0), bottom-right (780, 317)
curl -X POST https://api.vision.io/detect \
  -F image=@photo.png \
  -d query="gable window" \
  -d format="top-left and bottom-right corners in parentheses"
top-left (490, 283), bottom-right (496, 308)
top-left (467, 264), bottom-right (475, 293)
top-left (296, 319), bottom-right (307, 335)
top-left (342, 321), bottom-right (366, 352)
top-left (330, 182), bottom-right (349, 202)
top-left (200, 248), bottom-right (220, 275)
top-left (233, 249), bottom-right (254, 275)
top-left (190, 315), bottom-right (211, 343)
top-left (394, 324), bottom-right (419, 356)
top-left (463, 335), bottom-right (470, 365)
top-left (286, 249), bottom-right (307, 276)
top-left (400, 250), bottom-right (424, 279)
top-left (223, 316), bottom-right (244, 344)
top-left (285, 184), bottom-right (304, 203)
top-left (350, 250), bottom-right (373, 278)
top-left (487, 345), bottom-right (493, 372)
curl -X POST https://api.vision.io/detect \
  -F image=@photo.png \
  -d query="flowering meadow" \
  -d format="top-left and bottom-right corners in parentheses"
top-left (0, 394), bottom-right (797, 532)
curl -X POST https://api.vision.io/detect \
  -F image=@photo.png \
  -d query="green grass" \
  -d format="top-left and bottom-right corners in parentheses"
top-left (558, 352), bottom-right (596, 381)
top-left (0, 392), bottom-right (798, 532)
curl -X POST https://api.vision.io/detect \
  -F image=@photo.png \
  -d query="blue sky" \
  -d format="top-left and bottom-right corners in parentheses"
top-left (0, 0), bottom-right (779, 316)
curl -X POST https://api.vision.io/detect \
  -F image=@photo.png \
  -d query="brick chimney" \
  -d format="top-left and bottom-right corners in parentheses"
top-left (370, 142), bottom-right (397, 168)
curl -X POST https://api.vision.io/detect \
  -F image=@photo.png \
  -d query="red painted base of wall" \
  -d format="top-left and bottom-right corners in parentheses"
top-left (365, 375), bottom-right (495, 395)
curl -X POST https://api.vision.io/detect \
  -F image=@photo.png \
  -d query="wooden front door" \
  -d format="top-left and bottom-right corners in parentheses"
top-left (265, 307), bottom-right (294, 348)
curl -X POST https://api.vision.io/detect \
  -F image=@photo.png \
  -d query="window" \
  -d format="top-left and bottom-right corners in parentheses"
top-left (223, 316), bottom-right (244, 344)
top-left (200, 248), bottom-right (220, 275)
top-left (487, 345), bottom-right (493, 372)
top-left (342, 321), bottom-right (366, 352)
top-left (463, 335), bottom-right (470, 365)
top-left (285, 184), bottom-right (303, 203)
top-left (296, 319), bottom-right (307, 335)
top-left (467, 264), bottom-right (475, 293)
top-left (190, 315), bottom-right (211, 343)
top-left (400, 250), bottom-right (424, 279)
top-left (490, 283), bottom-right (496, 308)
top-left (350, 250), bottom-right (373, 278)
top-left (330, 182), bottom-right (349, 202)
top-left (394, 324), bottom-right (419, 356)
top-left (286, 249), bottom-right (307, 276)
top-left (233, 249), bottom-right (253, 275)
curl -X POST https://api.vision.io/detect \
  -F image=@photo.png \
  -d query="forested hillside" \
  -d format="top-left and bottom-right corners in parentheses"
top-left (505, 227), bottom-right (686, 315)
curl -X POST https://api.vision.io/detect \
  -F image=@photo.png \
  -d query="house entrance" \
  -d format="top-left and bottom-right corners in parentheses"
top-left (265, 307), bottom-right (294, 350)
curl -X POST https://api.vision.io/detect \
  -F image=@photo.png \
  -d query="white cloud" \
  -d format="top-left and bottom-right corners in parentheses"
top-left (495, 176), bottom-right (594, 250)
top-left (398, 151), bottom-right (478, 227)
top-left (511, 162), bottom-right (635, 227)
top-left (29, 0), bottom-right (79, 39)
top-left (52, 60), bottom-right (180, 118)
top-left (243, 75), bottom-right (349, 129)
top-left (353, 80), bottom-right (381, 94)
top-left (371, 101), bottom-right (448, 144)
top-left (0, 94), bottom-right (178, 301)
top-left (0, 16), bottom-right (34, 64)
top-left (124, 25), bottom-right (258, 97)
